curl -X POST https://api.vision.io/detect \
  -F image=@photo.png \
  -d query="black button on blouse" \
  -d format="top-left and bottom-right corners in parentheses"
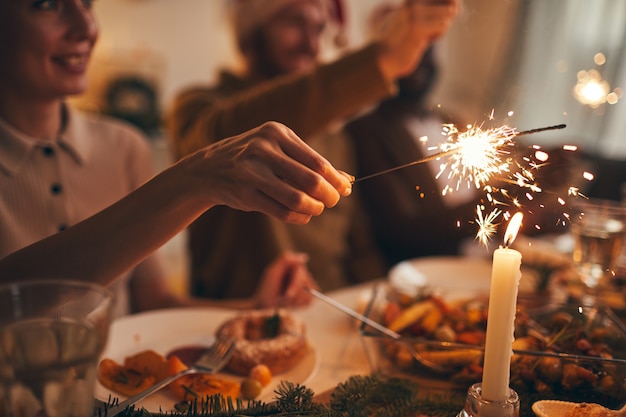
top-left (50, 183), bottom-right (63, 195)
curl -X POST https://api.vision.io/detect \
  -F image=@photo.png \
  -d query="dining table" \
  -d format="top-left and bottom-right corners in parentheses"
top-left (291, 280), bottom-right (376, 396)
top-left (97, 246), bottom-right (626, 417)
top-left (96, 278), bottom-right (471, 417)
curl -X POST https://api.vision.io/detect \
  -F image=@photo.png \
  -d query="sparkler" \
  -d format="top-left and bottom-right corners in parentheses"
top-left (352, 124), bottom-right (565, 184)
top-left (351, 122), bottom-right (570, 245)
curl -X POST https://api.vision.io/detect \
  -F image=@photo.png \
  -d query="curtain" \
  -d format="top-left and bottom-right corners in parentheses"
top-left (508, 0), bottom-right (625, 158)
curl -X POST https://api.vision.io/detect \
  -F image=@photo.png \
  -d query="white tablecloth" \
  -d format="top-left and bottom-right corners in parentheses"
top-left (294, 281), bottom-right (377, 396)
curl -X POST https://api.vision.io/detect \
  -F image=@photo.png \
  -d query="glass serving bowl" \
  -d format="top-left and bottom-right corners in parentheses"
top-left (359, 284), bottom-right (626, 408)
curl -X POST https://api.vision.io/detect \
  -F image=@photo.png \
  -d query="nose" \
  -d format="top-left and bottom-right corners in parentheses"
top-left (64, 1), bottom-right (99, 42)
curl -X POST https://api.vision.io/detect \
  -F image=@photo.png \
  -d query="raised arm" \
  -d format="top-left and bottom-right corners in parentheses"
top-left (167, 0), bottom-right (458, 158)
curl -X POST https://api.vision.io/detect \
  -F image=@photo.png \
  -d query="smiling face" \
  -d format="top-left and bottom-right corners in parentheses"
top-left (249, 0), bottom-right (326, 78)
top-left (0, 0), bottom-right (98, 102)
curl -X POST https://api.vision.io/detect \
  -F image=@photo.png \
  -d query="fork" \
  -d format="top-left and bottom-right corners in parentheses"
top-left (105, 336), bottom-right (236, 417)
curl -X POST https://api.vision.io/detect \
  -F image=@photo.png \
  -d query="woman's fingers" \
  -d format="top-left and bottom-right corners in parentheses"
top-left (229, 123), bottom-right (352, 215)
top-left (186, 122), bottom-right (353, 222)
top-left (272, 123), bottom-right (353, 198)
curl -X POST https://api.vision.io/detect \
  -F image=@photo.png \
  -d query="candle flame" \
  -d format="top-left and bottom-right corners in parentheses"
top-left (503, 212), bottom-right (524, 247)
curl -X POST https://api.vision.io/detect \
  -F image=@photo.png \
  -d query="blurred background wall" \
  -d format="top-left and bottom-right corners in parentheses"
top-left (77, 0), bottom-right (624, 158)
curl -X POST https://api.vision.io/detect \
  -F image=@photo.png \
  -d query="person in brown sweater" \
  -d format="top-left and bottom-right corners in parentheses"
top-left (344, 45), bottom-right (482, 268)
top-left (166, 0), bottom-right (458, 298)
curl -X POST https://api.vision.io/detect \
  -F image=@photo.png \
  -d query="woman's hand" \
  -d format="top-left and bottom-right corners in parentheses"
top-left (177, 121), bottom-right (353, 224)
top-left (253, 252), bottom-right (318, 309)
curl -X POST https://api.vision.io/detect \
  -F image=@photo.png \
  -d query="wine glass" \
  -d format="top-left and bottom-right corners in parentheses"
top-left (569, 199), bottom-right (626, 305)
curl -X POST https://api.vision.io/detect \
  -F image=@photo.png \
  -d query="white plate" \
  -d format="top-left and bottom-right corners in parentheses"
top-left (95, 308), bottom-right (320, 412)
top-left (388, 256), bottom-right (536, 300)
top-left (531, 400), bottom-right (626, 417)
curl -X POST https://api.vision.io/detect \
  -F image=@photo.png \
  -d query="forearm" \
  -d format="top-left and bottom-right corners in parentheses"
top-left (0, 163), bottom-right (209, 286)
top-left (0, 122), bottom-right (352, 287)
top-left (169, 45), bottom-right (395, 158)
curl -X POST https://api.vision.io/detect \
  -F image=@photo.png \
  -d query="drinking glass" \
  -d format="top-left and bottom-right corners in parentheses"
top-left (570, 199), bottom-right (626, 293)
top-left (0, 280), bottom-right (115, 417)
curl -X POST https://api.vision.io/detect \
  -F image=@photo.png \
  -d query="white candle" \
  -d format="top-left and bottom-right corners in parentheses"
top-left (481, 213), bottom-right (523, 402)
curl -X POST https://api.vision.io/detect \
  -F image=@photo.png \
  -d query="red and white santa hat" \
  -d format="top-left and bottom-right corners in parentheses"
top-left (228, 0), bottom-right (347, 51)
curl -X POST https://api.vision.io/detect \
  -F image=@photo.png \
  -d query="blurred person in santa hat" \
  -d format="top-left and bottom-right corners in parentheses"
top-left (166, 0), bottom-right (458, 300)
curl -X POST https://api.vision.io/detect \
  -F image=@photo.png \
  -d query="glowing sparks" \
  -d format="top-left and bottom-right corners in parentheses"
top-left (435, 124), bottom-right (518, 190)
top-left (475, 206), bottom-right (502, 247)
top-left (353, 121), bottom-right (582, 246)
top-left (568, 187), bottom-right (584, 197)
top-left (424, 122), bottom-right (580, 246)
top-left (583, 171), bottom-right (595, 181)
top-left (427, 123), bottom-right (553, 245)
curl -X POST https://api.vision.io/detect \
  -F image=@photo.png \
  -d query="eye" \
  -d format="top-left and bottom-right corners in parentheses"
top-left (82, 0), bottom-right (95, 8)
top-left (33, 0), bottom-right (58, 10)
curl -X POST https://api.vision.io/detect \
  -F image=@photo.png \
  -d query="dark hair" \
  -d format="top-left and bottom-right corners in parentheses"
top-left (396, 46), bottom-right (438, 101)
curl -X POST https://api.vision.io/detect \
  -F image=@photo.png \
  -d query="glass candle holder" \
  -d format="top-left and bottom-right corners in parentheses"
top-left (457, 383), bottom-right (520, 417)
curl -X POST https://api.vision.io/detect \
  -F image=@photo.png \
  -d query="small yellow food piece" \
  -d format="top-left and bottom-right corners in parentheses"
top-left (419, 307), bottom-right (443, 333)
top-left (387, 300), bottom-right (435, 332)
top-left (240, 378), bottom-right (263, 400)
top-left (418, 349), bottom-right (483, 367)
top-left (249, 364), bottom-right (272, 387)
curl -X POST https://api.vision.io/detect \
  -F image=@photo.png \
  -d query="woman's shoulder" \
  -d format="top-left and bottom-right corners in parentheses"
top-left (76, 109), bottom-right (145, 136)
top-left (70, 108), bottom-right (152, 151)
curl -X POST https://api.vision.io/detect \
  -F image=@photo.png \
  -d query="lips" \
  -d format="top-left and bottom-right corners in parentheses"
top-left (52, 53), bottom-right (90, 72)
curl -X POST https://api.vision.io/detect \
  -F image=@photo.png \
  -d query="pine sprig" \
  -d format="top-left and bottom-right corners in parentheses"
top-left (273, 381), bottom-right (325, 415)
top-left (99, 374), bottom-right (537, 417)
top-left (331, 375), bottom-right (449, 417)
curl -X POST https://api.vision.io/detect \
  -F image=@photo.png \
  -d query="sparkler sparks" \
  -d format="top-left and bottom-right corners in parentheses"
top-left (429, 123), bottom-right (566, 244)
top-left (435, 123), bottom-right (518, 192)
top-left (475, 206), bottom-right (502, 247)
top-left (351, 122), bottom-right (586, 246)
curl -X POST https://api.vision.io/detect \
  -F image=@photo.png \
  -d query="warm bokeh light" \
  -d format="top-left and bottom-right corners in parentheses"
top-left (574, 68), bottom-right (621, 108)
top-left (573, 69), bottom-right (613, 107)
top-left (594, 52), bottom-right (607, 65)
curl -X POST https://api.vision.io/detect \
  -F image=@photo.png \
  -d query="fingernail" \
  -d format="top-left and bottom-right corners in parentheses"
top-left (342, 186), bottom-right (352, 196)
